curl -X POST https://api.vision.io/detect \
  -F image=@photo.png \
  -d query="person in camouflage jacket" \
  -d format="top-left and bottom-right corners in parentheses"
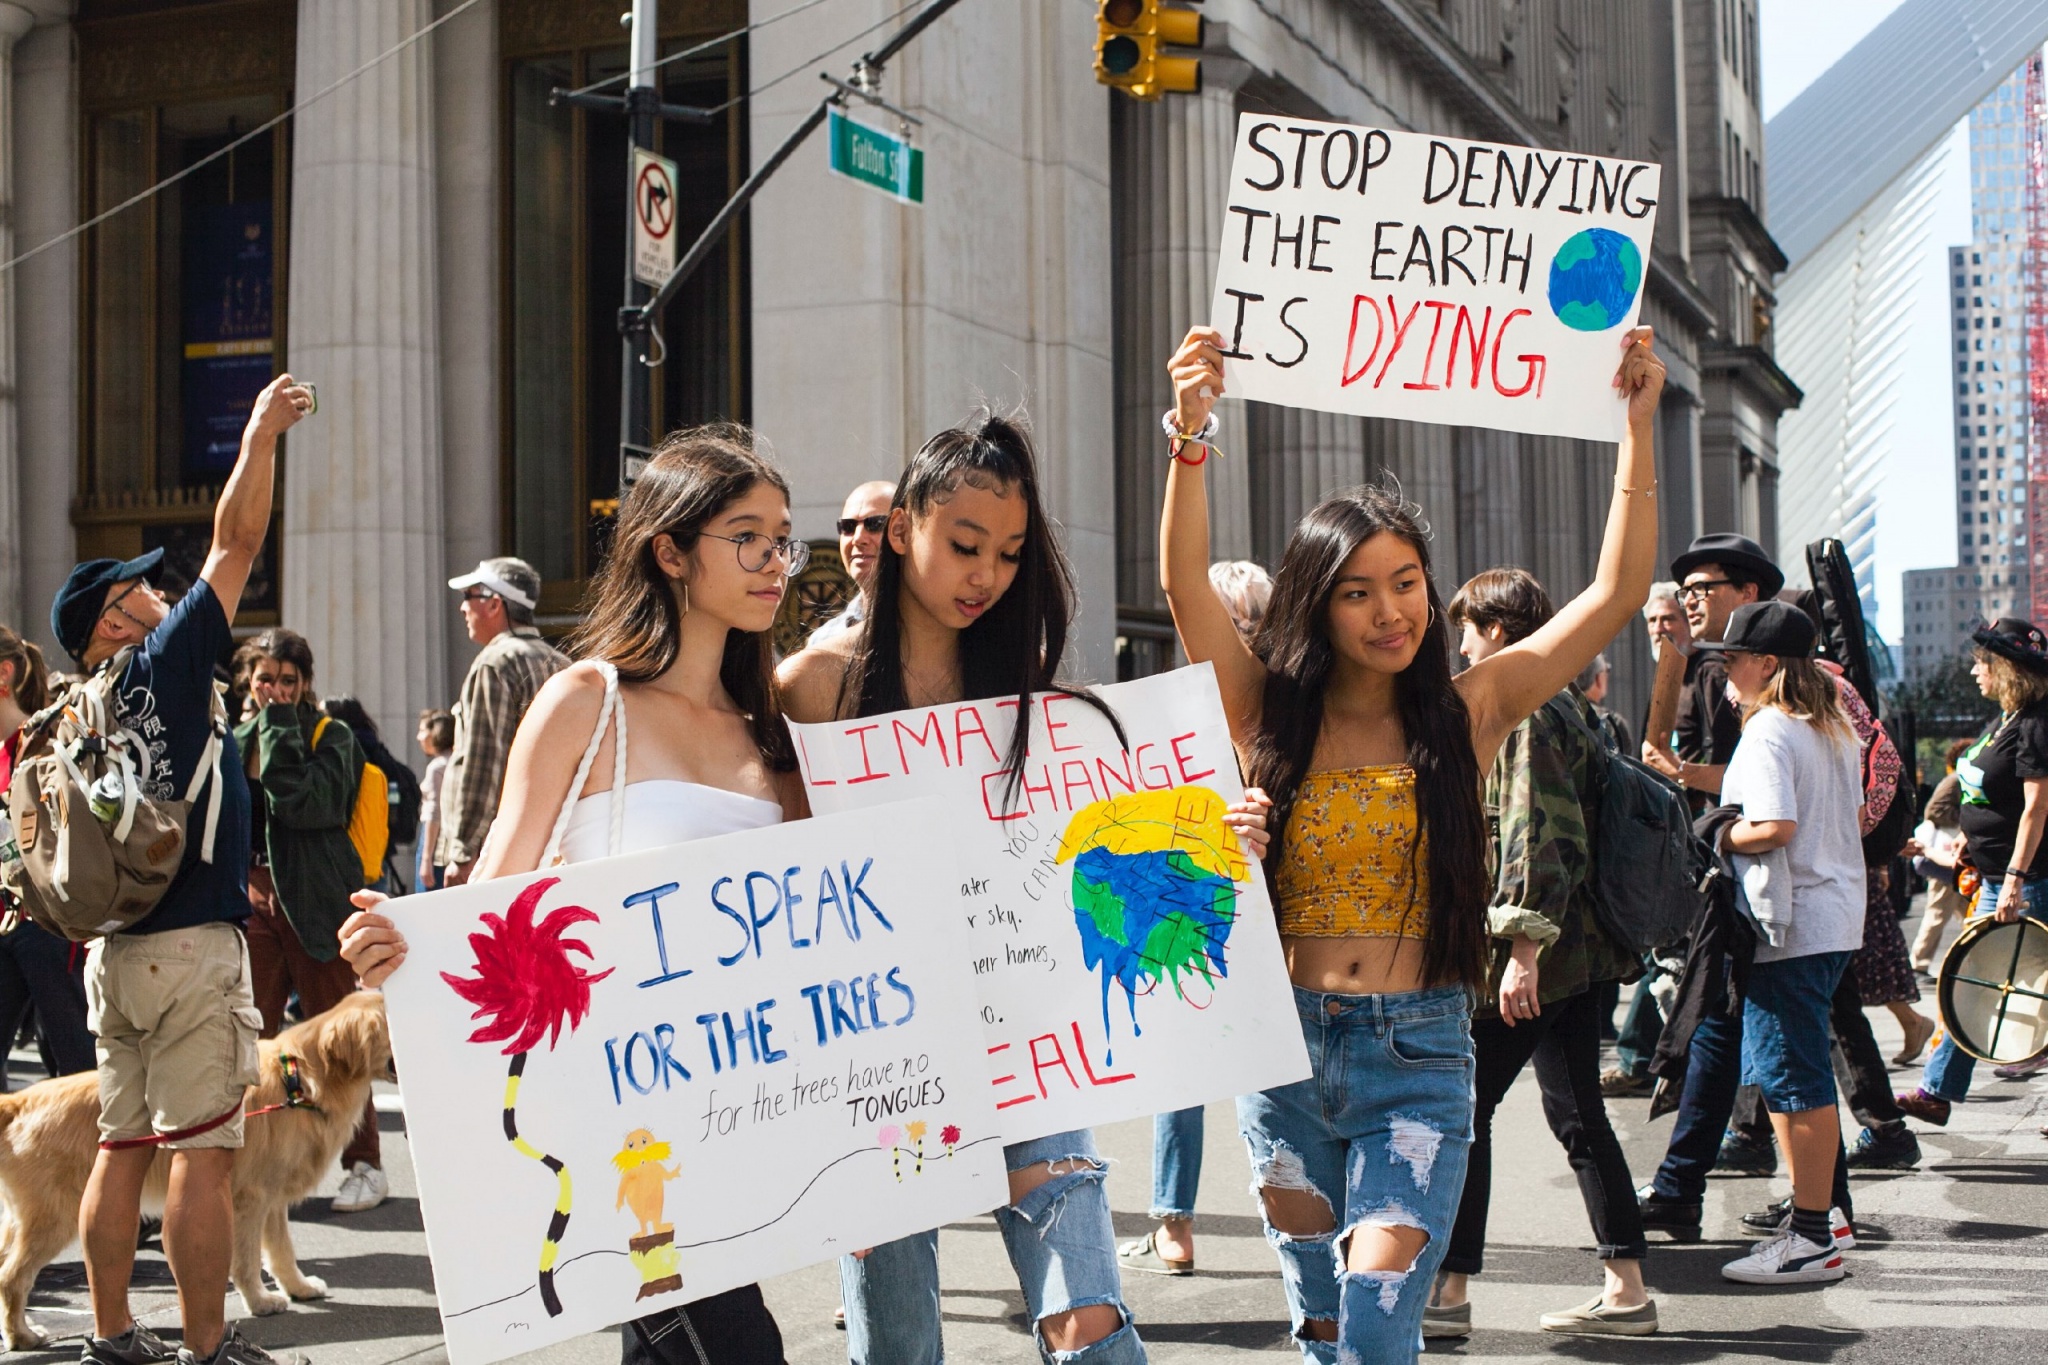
top-left (1429, 569), bottom-right (1657, 1340)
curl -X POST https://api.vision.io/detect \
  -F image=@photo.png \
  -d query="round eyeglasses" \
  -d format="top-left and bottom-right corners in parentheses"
top-left (699, 531), bottom-right (810, 575)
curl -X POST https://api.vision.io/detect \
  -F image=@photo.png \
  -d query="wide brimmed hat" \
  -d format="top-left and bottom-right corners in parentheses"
top-left (1973, 617), bottom-right (2048, 676)
top-left (1670, 533), bottom-right (1785, 600)
top-left (51, 548), bottom-right (165, 665)
top-left (1691, 600), bottom-right (1817, 660)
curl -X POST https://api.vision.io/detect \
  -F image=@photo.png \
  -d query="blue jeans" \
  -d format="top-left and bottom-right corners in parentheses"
top-left (1923, 876), bottom-right (2048, 1101)
top-left (839, 1128), bottom-right (1142, 1365)
top-left (1236, 985), bottom-right (1474, 1365)
top-left (1649, 961), bottom-right (1743, 1204)
top-left (1614, 960), bottom-right (1664, 1077)
top-left (1151, 1108), bottom-right (1203, 1220)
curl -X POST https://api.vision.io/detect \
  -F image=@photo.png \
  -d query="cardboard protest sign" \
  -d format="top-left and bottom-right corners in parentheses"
top-left (789, 665), bottom-right (1309, 1144)
top-left (1207, 114), bottom-right (1661, 442)
top-left (382, 800), bottom-right (1005, 1365)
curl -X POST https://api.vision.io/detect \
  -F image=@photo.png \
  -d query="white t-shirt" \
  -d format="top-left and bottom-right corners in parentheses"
top-left (1722, 706), bottom-right (1867, 963)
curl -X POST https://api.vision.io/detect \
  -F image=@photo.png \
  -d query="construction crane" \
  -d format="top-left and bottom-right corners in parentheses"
top-left (2027, 52), bottom-right (2048, 622)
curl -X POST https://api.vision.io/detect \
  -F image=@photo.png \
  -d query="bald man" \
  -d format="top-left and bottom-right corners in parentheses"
top-left (809, 480), bottom-right (895, 647)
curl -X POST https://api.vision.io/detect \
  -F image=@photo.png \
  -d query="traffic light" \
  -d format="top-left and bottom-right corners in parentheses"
top-left (1095, 0), bottom-right (1202, 101)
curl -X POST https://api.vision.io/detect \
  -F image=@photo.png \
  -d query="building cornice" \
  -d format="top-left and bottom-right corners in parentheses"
top-left (1703, 343), bottom-right (1805, 414)
top-left (1647, 254), bottom-right (1720, 338)
top-left (1692, 196), bottom-right (1791, 274)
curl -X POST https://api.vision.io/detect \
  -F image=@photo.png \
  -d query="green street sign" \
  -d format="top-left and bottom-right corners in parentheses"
top-left (828, 108), bottom-right (923, 206)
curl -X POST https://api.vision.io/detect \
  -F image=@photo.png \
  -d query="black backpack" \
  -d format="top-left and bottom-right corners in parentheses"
top-left (1550, 693), bottom-right (1711, 955)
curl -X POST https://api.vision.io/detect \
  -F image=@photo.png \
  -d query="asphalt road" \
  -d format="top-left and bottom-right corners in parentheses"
top-left (7, 908), bottom-right (2046, 1364)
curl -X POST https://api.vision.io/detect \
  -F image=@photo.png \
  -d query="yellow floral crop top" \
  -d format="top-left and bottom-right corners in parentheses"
top-left (1274, 766), bottom-right (1430, 939)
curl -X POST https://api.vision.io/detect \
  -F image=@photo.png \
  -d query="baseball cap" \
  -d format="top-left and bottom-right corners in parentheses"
top-left (1691, 600), bottom-right (1817, 660)
top-left (448, 557), bottom-right (540, 611)
top-left (51, 549), bottom-right (166, 665)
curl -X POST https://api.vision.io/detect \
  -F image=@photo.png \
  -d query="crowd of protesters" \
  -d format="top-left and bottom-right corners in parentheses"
top-left (0, 319), bottom-right (2043, 1365)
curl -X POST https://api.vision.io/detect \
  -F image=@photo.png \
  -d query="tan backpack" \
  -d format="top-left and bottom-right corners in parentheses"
top-left (0, 648), bottom-right (228, 941)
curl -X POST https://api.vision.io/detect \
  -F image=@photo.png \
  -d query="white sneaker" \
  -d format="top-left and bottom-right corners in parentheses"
top-left (331, 1162), bottom-right (388, 1214)
top-left (1720, 1228), bottom-right (1845, 1285)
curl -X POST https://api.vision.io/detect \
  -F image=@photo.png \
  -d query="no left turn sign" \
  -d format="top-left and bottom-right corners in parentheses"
top-left (632, 147), bottom-right (679, 287)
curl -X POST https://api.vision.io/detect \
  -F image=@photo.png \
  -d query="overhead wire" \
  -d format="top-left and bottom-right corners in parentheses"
top-left (554, 0), bottom-right (839, 100)
top-left (0, 0), bottom-right (918, 278)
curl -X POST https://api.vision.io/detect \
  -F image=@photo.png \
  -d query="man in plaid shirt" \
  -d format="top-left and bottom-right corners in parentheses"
top-left (436, 558), bottom-right (569, 885)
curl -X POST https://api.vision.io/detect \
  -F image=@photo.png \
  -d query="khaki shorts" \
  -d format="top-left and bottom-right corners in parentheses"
top-left (86, 922), bottom-right (262, 1149)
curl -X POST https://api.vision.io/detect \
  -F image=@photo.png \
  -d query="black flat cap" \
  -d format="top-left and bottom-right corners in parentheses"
top-left (51, 548), bottom-right (164, 666)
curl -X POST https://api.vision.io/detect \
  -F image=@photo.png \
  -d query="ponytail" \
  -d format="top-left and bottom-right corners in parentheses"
top-left (0, 625), bottom-right (49, 715)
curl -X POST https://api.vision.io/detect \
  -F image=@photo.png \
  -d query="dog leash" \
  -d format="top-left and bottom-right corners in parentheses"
top-left (98, 1054), bottom-right (323, 1151)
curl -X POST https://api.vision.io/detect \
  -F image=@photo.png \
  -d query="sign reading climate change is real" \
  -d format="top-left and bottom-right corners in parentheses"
top-left (1209, 115), bottom-right (1661, 442)
top-left (791, 665), bottom-right (1310, 1145)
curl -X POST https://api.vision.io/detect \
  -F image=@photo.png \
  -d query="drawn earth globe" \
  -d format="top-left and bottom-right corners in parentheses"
top-left (1546, 227), bottom-right (1643, 332)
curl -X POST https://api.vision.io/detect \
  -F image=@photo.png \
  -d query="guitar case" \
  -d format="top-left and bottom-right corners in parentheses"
top-left (1805, 537), bottom-right (1879, 712)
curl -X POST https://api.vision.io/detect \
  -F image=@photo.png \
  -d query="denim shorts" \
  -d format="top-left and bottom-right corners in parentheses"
top-left (1740, 951), bottom-right (1850, 1114)
top-left (1236, 985), bottom-right (1474, 1365)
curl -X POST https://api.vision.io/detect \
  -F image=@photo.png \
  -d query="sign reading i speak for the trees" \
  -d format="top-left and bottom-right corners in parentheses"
top-left (1208, 114), bottom-right (1661, 443)
top-left (383, 800), bottom-right (1004, 1365)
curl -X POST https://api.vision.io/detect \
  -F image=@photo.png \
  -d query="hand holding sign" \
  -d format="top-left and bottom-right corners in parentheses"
top-left (1207, 114), bottom-right (1661, 442)
top-left (1168, 327), bottom-right (1227, 437)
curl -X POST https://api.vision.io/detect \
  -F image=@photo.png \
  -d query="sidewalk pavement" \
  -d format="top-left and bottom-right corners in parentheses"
top-left (6, 926), bottom-right (2046, 1363)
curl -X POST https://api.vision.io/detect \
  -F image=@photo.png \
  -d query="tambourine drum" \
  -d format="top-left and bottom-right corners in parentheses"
top-left (1936, 916), bottom-right (2048, 1064)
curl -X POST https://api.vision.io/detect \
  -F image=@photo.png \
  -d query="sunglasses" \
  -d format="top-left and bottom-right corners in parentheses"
top-left (837, 515), bottom-right (888, 537)
top-left (461, 589), bottom-right (499, 605)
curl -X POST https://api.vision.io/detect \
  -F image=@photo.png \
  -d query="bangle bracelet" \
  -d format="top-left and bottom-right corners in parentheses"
top-left (1617, 481), bottom-right (1657, 497)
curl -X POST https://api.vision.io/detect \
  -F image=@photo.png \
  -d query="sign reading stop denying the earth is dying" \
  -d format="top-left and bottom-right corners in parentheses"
top-left (1208, 114), bottom-right (1661, 443)
top-left (790, 665), bottom-right (1309, 1145)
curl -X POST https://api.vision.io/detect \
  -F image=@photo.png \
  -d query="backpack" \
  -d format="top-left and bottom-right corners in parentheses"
top-left (366, 737), bottom-right (422, 850)
top-left (311, 717), bottom-right (389, 884)
top-left (1550, 693), bottom-right (1711, 955)
top-left (0, 648), bottom-right (228, 942)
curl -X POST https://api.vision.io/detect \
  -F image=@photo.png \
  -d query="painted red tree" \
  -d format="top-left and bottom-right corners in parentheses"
top-left (442, 877), bottom-right (613, 1317)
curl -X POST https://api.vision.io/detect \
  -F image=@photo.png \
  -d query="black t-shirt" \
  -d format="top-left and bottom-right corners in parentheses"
top-left (1674, 652), bottom-right (1742, 766)
top-left (1958, 701), bottom-right (2048, 879)
top-left (113, 579), bottom-right (252, 933)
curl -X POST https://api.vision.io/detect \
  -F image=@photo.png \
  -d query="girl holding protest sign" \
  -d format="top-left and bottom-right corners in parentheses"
top-left (338, 424), bottom-right (806, 1364)
top-left (778, 411), bottom-right (1270, 1365)
top-left (1157, 324), bottom-right (1664, 1362)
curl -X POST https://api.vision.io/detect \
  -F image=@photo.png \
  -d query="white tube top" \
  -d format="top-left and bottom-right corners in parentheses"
top-left (558, 779), bottom-right (783, 864)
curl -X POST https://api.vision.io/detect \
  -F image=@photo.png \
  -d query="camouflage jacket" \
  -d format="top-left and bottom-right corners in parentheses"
top-left (1483, 685), bottom-right (1638, 1003)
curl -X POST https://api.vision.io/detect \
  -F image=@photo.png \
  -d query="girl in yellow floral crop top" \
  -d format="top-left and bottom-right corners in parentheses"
top-left (1158, 321), bottom-right (1667, 1361)
top-left (1274, 765), bottom-right (1429, 940)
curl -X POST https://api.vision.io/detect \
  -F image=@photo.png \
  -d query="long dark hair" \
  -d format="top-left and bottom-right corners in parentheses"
top-left (841, 410), bottom-right (1119, 790)
top-left (1246, 484), bottom-right (1489, 991)
top-left (570, 423), bottom-right (796, 772)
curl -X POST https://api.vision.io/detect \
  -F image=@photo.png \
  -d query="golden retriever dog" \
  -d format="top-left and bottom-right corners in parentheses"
top-left (0, 991), bottom-right (393, 1351)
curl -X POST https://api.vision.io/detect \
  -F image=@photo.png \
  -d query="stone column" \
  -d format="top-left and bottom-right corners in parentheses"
top-left (1112, 57), bottom-right (1255, 635)
top-left (285, 0), bottom-right (447, 746)
top-left (0, 2), bottom-right (37, 628)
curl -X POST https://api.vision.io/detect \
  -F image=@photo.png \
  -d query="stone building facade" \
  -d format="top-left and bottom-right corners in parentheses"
top-left (0, 0), bottom-right (1790, 744)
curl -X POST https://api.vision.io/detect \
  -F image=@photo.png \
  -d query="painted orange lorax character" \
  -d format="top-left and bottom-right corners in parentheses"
top-left (613, 1128), bottom-right (682, 1235)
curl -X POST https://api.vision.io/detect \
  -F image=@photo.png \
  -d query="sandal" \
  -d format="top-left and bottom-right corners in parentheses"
top-left (1117, 1228), bottom-right (1194, 1276)
top-left (1893, 1012), bottom-right (1937, 1066)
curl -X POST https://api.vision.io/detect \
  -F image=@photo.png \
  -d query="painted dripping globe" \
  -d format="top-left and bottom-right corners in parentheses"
top-left (1546, 227), bottom-right (1643, 332)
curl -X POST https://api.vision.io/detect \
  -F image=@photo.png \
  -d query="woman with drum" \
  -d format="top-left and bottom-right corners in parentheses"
top-left (1898, 618), bottom-right (2048, 1125)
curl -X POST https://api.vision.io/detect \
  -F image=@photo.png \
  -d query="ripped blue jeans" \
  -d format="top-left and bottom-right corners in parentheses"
top-left (1237, 986), bottom-right (1475, 1365)
top-left (839, 1128), bottom-right (1143, 1365)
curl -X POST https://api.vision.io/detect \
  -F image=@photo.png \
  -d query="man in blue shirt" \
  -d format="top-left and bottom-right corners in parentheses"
top-left (50, 372), bottom-right (312, 1365)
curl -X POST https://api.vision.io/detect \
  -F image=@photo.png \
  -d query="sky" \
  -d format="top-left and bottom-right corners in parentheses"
top-left (1758, 0), bottom-right (1974, 641)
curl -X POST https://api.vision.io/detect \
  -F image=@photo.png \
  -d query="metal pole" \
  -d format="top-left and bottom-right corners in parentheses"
top-left (618, 0), bottom-right (661, 493)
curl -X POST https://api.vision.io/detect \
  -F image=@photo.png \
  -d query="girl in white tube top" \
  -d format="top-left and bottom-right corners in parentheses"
top-left (339, 423), bottom-right (808, 1365)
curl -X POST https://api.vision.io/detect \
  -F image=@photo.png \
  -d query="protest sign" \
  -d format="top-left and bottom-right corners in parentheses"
top-left (790, 665), bottom-right (1309, 1144)
top-left (1207, 114), bottom-right (1661, 442)
top-left (382, 799), bottom-right (1005, 1365)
